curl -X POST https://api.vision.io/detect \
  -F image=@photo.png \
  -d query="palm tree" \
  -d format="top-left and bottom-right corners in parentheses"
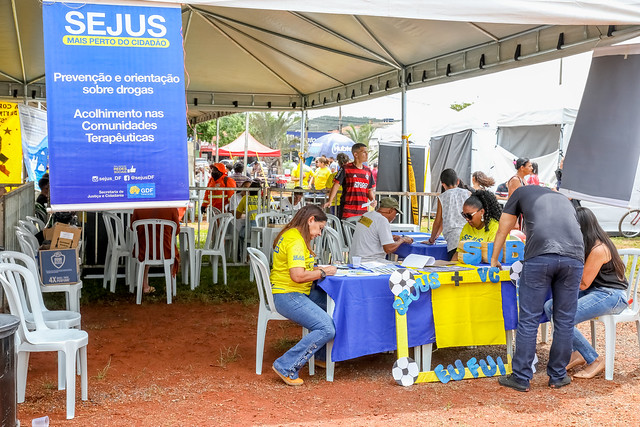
top-left (250, 112), bottom-right (300, 150)
top-left (345, 123), bottom-right (375, 146)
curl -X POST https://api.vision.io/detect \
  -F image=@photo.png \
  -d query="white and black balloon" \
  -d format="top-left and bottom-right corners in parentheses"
top-left (392, 356), bottom-right (420, 386)
top-left (389, 269), bottom-right (416, 297)
top-left (510, 260), bottom-right (523, 285)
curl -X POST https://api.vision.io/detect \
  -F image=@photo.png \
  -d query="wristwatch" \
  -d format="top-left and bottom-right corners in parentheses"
top-left (319, 269), bottom-right (326, 279)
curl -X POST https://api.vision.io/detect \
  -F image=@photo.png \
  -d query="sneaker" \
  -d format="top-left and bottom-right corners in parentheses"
top-left (498, 374), bottom-right (530, 392)
top-left (549, 375), bottom-right (571, 389)
top-left (272, 365), bottom-right (304, 386)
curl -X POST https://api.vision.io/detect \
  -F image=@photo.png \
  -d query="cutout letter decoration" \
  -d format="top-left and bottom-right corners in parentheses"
top-left (461, 241), bottom-right (482, 265)
top-left (447, 360), bottom-right (466, 381)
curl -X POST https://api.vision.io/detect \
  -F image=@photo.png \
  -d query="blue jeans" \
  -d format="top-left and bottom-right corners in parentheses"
top-left (272, 286), bottom-right (335, 380)
top-left (513, 254), bottom-right (583, 384)
top-left (544, 286), bottom-right (628, 364)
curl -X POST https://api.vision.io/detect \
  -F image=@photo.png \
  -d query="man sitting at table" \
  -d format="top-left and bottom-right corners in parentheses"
top-left (350, 198), bottom-right (413, 262)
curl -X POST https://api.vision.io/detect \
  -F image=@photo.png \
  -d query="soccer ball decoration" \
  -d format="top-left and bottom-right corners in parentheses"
top-left (509, 260), bottom-right (523, 285)
top-left (389, 269), bottom-right (416, 296)
top-left (392, 356), bottom-right (420, 386)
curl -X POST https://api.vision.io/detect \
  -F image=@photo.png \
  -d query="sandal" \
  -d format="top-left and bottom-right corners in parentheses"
top-left (272, 365), bottom-right (304, 386)
top-left (573, 357), bottom-right (605, 379)
top-left (143, 286), bottom-right (156, 295)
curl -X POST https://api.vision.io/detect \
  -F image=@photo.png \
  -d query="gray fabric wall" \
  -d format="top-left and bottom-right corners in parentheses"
top-left (376, 141), bottom-right (427, 192)
top-left (562, 52), bottom-right (640, 205)
top-left (429, 129), bottom-right (473, 192)
top-left (497, 125), bottom-right (560, 158)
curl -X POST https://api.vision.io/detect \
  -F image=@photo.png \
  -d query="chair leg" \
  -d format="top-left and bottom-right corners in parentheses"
top-left (540, 322), bottom-right (548, 343)
top-left (68, 286), bottom-right (81, 313)
top-left (221, 254), bottom-right (227, 286)
top-left (603, 318), bottom-right (616, 381)
top-left (109, 253), bottom-right (118, 293)
top-left (165, 262), bottom-right (172, 304)
top-left (136, 262), bottom-right (144, 305)
top-left (303, 328), bottom-right (314, 376)
top-left (591, 320), bottom-right (597, 349)
top-left (65, 347), bottom-right (77, 419)
top-left (256, 315), bottom-right (267, 375)
top-left (213, 256), bottom-right (219, 285)
top-left (80, 346), bottom-right (88, 401)
top-left (17, 351), bottom-right (29, 403)
top-left (58, 351), bottom-right (66, 390)
top-left (102, 250), bottom-right (111, 290)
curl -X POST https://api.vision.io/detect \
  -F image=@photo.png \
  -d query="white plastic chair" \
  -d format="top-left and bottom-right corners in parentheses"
top-left (0, 263), bottom-right (88, 420)
top-left (341, 216), bottom-right (361, 248)
top-left (247, 248), bottom-right (313, 375)
top-left (196, 213), bottom-right (233, 286)
top-left (18, 219), bottom-right (38, 235)
top-left (15, 228), bottom-right (83, 313)
top-left (26, 215), bottom-right (46, 232)
top-left (589, 248), bottom-right (640, 380)
top-left (102, 212), bottom-right (133, 293)
top-left (326, 214), bottom-right (348, 258)
top-left (322, 226), bottom-right (345, 264)
top-left (0, 251), bottom-right (82, 391)
top-left (131, 219), bottom-right (178, 304)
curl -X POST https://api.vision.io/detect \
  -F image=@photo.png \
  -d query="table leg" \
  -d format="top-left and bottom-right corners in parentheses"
top-left (421, 343), bottom-right (432, 371)
top-left (188, 229), bottom-right (196, 290)
top-left (326, 294), bottom-right (335, 382)
top-left (506, 330), bottom-right (514, 358)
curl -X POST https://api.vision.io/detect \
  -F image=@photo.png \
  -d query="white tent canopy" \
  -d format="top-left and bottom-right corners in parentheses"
top-left (1, 1), bottom-right (640, 123)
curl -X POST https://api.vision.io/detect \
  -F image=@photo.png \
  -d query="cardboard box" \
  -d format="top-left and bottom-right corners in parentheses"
top-left (50, 223), bottom-right (81, 249)
top-left (39, 248), bottom-right (80, 285)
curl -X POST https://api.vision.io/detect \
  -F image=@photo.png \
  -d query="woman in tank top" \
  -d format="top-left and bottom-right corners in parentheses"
top-left (427, 168), bottom-right (471, 260)
top-left (507, 158), bottom-right (533, 198)
top-left (544, 207), bottom-right (628, 379)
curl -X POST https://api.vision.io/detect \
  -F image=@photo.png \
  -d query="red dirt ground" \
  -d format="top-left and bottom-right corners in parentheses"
top-left (16, 300), bottom-right (640, 426)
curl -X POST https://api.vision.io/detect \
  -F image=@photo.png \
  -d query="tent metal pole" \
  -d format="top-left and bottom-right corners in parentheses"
top-left (401, 71), bottom-right (408, 223)
top-left (299, 110), bottom-right (306, 187)
top-left (244, 113), bottom-right (249, 168)
top-left (215, 118), bottom-right (219, 163)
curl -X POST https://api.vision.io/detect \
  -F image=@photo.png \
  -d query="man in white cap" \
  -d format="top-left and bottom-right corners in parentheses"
top-left (350, 197), bottom-right (414, 262)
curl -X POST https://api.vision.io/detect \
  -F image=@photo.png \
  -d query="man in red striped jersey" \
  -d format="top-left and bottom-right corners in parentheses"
top-left (324, 143), bottom-right (376, 219)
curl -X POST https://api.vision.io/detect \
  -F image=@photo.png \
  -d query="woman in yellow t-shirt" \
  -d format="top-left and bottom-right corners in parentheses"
top-left (270, 205), bottom-right (337, 386)
top-left (454, 190), bottom-right (503, 262)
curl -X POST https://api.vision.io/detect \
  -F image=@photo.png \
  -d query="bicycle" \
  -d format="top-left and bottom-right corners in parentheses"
top-left (618, 209), bottom-right (640, 238)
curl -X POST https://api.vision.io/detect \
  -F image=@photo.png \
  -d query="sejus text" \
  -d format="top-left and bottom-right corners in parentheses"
top-left (65, 11), bottom-right (167, 38)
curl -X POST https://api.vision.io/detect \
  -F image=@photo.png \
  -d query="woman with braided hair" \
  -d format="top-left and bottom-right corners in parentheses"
top-left (452, 190), bottom-right (502, 261)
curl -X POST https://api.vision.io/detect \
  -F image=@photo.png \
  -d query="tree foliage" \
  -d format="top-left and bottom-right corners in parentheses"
top-left (188, 113), bottom-right (247, 146)
top-left (345, 123), bottom-right (375, 145)
top-left (449, 102), bottom-right (473, 112)
top-left (250, 112), bottom-right (300, 149)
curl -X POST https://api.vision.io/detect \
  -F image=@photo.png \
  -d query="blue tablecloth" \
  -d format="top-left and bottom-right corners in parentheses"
top-left (392, 232), bottom-right (450, 260)
top-left (319, 273), bottom-right (519, 362)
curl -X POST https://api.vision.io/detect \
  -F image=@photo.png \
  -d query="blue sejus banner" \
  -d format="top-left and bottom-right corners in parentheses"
top-left (42, 1), bottom-right (188, 211)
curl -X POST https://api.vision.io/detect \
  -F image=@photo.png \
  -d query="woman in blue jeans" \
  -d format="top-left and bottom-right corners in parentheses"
top-left (544, 207), bottom-right (628, 379)
top-left (270, 205), bottom-right (337, 386)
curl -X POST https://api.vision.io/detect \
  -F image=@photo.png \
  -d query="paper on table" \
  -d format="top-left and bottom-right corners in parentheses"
top-left (401, 254), bottom-right (436, 268)
top-left (360, 260), bottom-right (389, 269)
top-left (361, 200), bottom-right (372, 208)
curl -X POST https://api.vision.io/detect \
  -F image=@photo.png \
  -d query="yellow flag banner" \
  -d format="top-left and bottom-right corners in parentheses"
top-left (0, 102), bottom-right (22, 184)
top-left (404, 134), bottom-right (419, 225)
top-left (431, 280), bottom-right (506, 348)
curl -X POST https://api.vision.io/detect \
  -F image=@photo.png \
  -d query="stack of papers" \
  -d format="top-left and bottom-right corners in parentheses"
top-left (401, 254), bottom-right (436, 268)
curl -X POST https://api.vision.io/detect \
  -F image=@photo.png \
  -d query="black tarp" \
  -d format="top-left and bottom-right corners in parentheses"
top-left (429, 129), bottom-right (473, 192)
top-left (561, 46), bottom-right (640, 207)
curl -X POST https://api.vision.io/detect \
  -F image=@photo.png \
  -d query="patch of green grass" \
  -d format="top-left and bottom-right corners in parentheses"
top-left (612, 236), bottom-right (640, 250)
top-left (216, 344), bottom-right (241, 367)
top-left (96, 357), bottom-right (112, 380)
top-left (42, 376), bottom-right (57, 390)
top-left (273, 337), bottom-right (299, 352)
top-left (45, 264), bottom-right (259, 309)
